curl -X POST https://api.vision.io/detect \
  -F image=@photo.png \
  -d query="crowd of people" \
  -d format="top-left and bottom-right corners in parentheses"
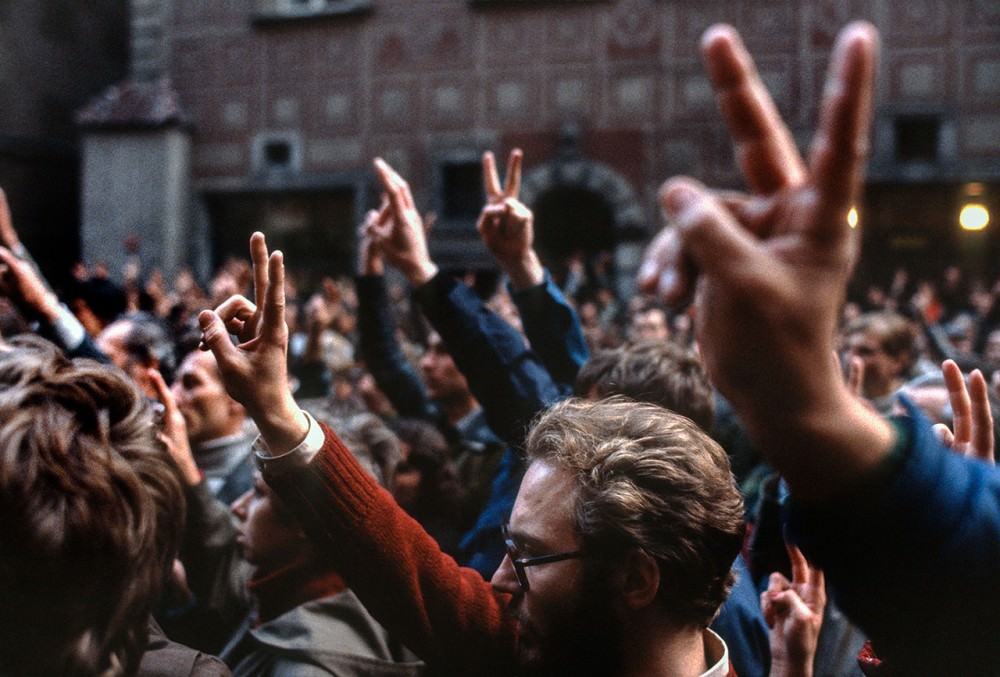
top-left (0, 19), bottom-right (997, 677)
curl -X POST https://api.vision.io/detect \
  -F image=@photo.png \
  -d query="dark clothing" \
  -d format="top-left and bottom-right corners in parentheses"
top-left (355, 274), bottom-right (439, 425)
top-left (411, 272), bottom-right (566, 578)
top-left (356, 272), bottom-right (506, 524)
top-left (159, 480), bottom-right (252, 655)
top-left (712, 556), bottom-right (770, 677)
top-left (356, 273), bottom-right (543, 577)
top-left (141, 618), bottom-right (231, 677)
top-left (507, 270), bottom-right (589, 393)
top-left (411, 272), bottom-right (562, 448)
top-left (268, 421), bottom-right (734, 677)
top-left (788, 402), bottom-right (1000, 674)
top-left (413, 273), bottom-right (769, 671)
top-left (220, 592), bottom-right (423, 677)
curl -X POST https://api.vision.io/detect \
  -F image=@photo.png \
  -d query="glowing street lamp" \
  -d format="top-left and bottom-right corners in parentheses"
top-left (959, 203), bottom-right (990, 231)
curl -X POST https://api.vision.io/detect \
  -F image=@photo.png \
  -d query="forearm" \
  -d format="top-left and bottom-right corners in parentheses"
top-left (266, 421), bottom-right (517, 674)
top-left (722, 353), bottom-right (895, 502)
top-left (746, 395), bottom-right (894, 501)
top-left (499, 250), bottom-right (544, 291)
top-left (414, 272), bottom-right (562, 446)
top-left (786, 408), bottom-right (1000, 673)
top-left (511, 270), bottom-right (589, 389)
top-left (356, 274), bottom-right (435, 419)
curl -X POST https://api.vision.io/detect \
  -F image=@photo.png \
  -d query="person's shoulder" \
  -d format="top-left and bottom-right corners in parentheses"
top-left (252, 594), bottom-right (424, 676)
top-left (140, 619), bottom-right (232, 677)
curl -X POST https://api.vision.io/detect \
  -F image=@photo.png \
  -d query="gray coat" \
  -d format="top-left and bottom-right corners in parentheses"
top-left (221, 590), bottom-right (424, 677)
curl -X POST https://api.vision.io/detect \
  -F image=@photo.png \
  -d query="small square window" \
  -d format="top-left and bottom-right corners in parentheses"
top-left (264, 140), bottom-right (292, 168)
top-left (253, 132), bottom-right (302, 174)
top-left (441, 161), bottom-right (483, 220)
top-left (894, 115), bottom-right (940, 164)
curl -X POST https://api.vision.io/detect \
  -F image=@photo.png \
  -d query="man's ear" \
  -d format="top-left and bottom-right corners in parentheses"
top-left (621, 548), bottom-right (660, 610)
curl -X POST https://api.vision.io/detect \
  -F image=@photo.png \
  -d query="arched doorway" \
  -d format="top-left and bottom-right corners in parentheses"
top-left (522, 159), bottom-right (646, 301)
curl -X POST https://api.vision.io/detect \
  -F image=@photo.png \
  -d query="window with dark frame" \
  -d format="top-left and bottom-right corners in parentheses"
top-left (894, 114), bottom-right (941, 164)
top-left (440, 161), bottom-right (483, 221)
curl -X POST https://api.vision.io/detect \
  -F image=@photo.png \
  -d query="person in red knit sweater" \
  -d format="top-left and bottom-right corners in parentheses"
top-left (199, 228), bottom-right (745, 677)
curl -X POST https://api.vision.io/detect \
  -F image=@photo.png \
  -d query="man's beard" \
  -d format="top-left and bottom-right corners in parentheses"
top-left (515, 564), bottom-right (626, 677)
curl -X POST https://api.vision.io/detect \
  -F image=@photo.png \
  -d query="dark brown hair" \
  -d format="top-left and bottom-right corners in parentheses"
top-left (526, 397), bottom-right (743, 627)
top-left (0, 335), bottom-right (185, 676)
top-left (575, 340), bottom-right (715, 432)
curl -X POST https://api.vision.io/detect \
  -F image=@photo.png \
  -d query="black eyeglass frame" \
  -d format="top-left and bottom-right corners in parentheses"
top-left (501, 522), bottom-right (584, 591)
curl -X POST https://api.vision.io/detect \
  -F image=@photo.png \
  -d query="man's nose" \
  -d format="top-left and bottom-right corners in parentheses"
top-left (490, 553), bottom-right (519, 595)
top-left (230, 488), bottom-right (252, 520)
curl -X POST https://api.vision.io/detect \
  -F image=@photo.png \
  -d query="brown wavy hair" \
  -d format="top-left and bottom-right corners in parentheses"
top-left (525, 396), bottom-right (743, 627)
top-left (574, 340), bottom-right (715, 432)
top-left (0, 335), bottom-right (184, 676)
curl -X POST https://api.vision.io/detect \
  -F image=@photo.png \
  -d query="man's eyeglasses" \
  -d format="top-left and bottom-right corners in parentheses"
top-left (501, 522), bottom-right (584, 591)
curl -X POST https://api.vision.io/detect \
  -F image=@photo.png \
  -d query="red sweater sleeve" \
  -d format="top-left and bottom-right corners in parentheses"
top-left (267, 421), bottom-right (518, 675)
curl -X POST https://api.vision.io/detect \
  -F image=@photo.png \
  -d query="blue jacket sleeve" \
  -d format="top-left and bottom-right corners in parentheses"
top-left (786, 406), bottom-right (1000, 674)
top-left (509, 270), bottom-right (589, 394)
top-left (355, 275), bottom-right (437, 422)
top-left (413, 272), bottom-right (563, 449)
top-left (710, 555), bottom-right (770, 677)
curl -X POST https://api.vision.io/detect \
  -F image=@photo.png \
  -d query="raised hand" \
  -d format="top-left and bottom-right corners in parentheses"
top-left (934, 359), bottom-right (994, 463)
top-left (198, 231), bottom-right (308, 451)
top-left (762, 543), bottom-right (826, 677)
top-left (148, 367), bottom-right (201, 486)
top-left (0, 188), bottom-right (20, 250)
top-left (637, 23), bottom-right (889, 500)
top-left (368, 158), bottom-right (438, 287)
top-left (357, 208), bottom-right (385, 276)
top-left (0, 246), bottom-right (60, 322)
top-left (477, 149), bottom-right (543, 289)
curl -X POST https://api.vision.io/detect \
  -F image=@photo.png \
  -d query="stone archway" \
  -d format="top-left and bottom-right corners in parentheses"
top-left (521, 159), bottom-right (647, 300)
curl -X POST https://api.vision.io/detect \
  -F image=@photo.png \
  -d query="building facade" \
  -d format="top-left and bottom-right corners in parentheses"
top-left (0, 1), bottom-right (127, 279)
top-left (80, 0), bottom-right (1000, 295)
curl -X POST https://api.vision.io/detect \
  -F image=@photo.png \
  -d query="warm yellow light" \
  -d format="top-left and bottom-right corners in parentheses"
top-left (847, 207), bottom-right (859, 229)
top-left (960, 203), bottom-right (990, 231)
top-left (965, 182), bottom-right (985, 197)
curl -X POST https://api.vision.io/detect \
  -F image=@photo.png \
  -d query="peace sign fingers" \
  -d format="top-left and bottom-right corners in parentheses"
top-left (482, 148), bottom-right (524, 202)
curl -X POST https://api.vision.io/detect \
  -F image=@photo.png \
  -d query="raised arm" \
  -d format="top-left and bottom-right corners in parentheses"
top-left (638, 22), bottom-right (887, 502)
top-left (638, 22), bottom-right (1000, 674)
top-left (370, 158), bottom-right (561, 446)
top-left (355, 209), bottom-right (439, 423)
top-left (478, 149), bottom-right (589, 388)
top-left (0, 245), bottom-right (108, 362)
top-left (199, 232), bottom-right (515, 674)
top-left (199, 232), bottom-right (308, 452)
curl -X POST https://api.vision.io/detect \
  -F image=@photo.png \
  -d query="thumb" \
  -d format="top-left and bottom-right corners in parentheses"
top-left (198, 309), bottom-right (240, 368)
top-left (660, 178), bottom-right (760, 282)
